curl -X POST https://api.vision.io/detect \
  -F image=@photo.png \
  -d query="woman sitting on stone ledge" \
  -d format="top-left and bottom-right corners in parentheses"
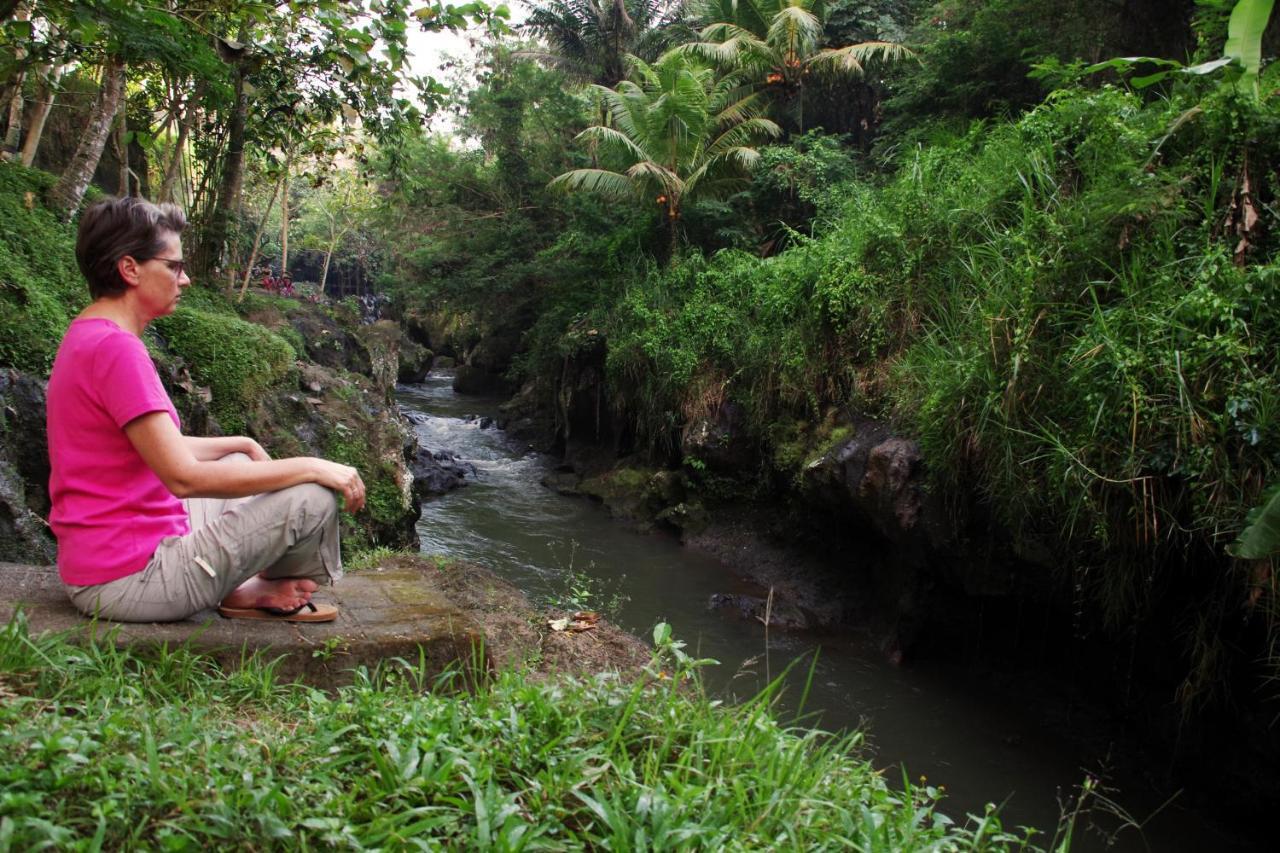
top-left (45, 196), bottom-right (366, 623)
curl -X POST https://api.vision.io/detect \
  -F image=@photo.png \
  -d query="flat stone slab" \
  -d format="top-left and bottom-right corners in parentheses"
top-left (0, 561), bottom-right (485, 689)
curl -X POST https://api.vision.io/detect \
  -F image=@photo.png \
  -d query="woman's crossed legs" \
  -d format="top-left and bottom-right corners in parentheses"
top-left (66, 456), bottom-right (342, 622)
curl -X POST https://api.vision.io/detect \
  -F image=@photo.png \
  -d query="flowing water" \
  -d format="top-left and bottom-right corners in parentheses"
top-left (398, 371), bottom-right (1240, 852)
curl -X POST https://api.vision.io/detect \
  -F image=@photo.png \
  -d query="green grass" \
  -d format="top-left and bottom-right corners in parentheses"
top-left (0, 613), bottom-right (1047, 850)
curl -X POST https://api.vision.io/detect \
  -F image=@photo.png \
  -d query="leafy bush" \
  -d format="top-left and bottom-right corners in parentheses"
top-left (153, 307), bottom-right (296, 433)
top-left (597, 82), bottom-right (1280, 707)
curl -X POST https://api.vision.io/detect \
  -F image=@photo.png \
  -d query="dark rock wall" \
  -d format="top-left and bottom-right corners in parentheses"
top-left (0, 371), bottom-right (54, 563)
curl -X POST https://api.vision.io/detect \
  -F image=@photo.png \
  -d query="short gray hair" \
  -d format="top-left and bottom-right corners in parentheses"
top-left (76, 197), bottom-right (187, 300)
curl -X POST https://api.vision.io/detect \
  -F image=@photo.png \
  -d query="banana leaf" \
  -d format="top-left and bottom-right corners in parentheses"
top-left (1229, 480), bottom-right (1280, 559)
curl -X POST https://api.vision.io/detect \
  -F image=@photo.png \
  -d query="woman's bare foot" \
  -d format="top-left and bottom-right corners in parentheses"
top-left (221, 576), bottom-right (318, 612)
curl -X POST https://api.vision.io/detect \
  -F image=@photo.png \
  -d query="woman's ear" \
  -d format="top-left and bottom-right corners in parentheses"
top-left (116, 255), bottom-right (142, 288)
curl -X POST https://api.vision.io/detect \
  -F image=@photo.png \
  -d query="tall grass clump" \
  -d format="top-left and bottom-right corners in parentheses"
top-left (0, 615), bottom-right (1046, 849)
top-left (602, 82), bottom-right (1280, 709)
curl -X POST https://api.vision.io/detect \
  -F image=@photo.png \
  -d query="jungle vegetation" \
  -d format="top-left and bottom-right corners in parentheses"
top-left (3, 0), bottom-right (1280, 828)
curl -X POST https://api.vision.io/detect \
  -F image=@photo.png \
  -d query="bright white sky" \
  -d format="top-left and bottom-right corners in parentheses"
top-left (403, 2), bottom-right (532, 135)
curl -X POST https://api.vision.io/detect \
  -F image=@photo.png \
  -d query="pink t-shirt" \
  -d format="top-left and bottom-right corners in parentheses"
top-left (47, 318), bottom-right (190, 586)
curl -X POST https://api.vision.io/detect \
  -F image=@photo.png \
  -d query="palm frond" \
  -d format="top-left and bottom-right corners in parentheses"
top-left (577, 124), bottom-right (653, 162)
top-left (806, 41), bottom-right (914, 76)
top-left (705, 116), bottom-right (781, 157)
top-left (766, 5), bottom-right (822, 59)
top-left (548, 168), bottom-right (640, 199)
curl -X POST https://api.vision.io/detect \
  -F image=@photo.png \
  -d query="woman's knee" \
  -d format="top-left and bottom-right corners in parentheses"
top-left (293, 482), bottom-right (339, 523)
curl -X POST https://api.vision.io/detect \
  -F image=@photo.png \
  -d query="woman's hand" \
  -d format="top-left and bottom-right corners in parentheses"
top-left (312, 459), bottom-right (366, 513)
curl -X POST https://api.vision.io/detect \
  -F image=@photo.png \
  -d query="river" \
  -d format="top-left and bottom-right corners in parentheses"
top-left (397, 371), bottom-right (1243, 852)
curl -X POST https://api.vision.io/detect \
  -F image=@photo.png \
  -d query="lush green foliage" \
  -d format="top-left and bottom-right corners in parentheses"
top-left (597, 81), bottom-right (1280, 705)
top-left (0, 614), bottom-right (1044, 849)
top-left (153, 306), bottom-right (296, 433)
top-left (0, 163), bottom-right (87, 372)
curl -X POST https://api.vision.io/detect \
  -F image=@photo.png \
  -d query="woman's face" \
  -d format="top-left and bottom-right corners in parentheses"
top-left (134, 231), bottom-right (190, 319)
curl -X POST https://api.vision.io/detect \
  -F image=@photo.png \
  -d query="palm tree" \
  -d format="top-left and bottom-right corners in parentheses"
top-left (521, 0), bottom-right (690, 87)
top-left (550, 51), bottom-right (782, 255)
top-left (679, 0), bottom-right (911, 131)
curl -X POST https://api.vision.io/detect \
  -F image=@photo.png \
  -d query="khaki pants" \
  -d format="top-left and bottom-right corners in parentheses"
top-left (65, 455), bottom-right (342, 622)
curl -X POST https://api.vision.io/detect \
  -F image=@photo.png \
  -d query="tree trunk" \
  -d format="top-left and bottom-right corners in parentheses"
top-left (200, 61), bottom-right (247, 274)
top-left (19, 65), bottom-right (62, 167)
top-left (130, 134), bottom-right (150, 199)
top-left (318, 235), bottom-right (339, 295)
top-left (115, 104), bottom-right (129, 195)
top-left (160, 107), bottom-right (191, 201)
top-left (2, 73), bottom-right (23, 157)
top-left (1, 3), bottom-right (28, 158)
top-left (279, 155), bottom-right (290, 274)
top-left (49, 57), bottom-right (125, 218)
top-left (236, 174), bottom-right (284, 301)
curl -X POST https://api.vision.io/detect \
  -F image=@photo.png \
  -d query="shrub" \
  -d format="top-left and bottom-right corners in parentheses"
top-left (154, 308), bottom-right (296, 433)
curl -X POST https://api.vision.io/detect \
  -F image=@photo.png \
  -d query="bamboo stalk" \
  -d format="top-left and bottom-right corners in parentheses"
top-left (236, 173), bottom-right (285, 302)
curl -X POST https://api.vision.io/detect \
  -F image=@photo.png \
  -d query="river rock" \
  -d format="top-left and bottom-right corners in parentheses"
top-left (410, 447), bottom-right (475, 498)
top-left (707, 592), bottom-right (812, 630)
top-left (498, 380), bottom-right (558, 452)
top-left (577, 466), bottom-right (689, 531)
top-left (682, 400), bottom-right (756, 472)
top-left (800, 420), bottom-right (948, 549)
top-left (252, 362), bottom-right (420, 552)
top-left (398, 334), bottom-right (433, 384)
top-left (403, 309), bottom-right (465, 356)
top-left (434, 356), bottom-right (456, 369)
top-left (541, 468), bottom-right (583, 496)
top-left (287, 306), bottom-right (372, 376)
top-left (353, 320), bottom-right (401, 401)
top-left (453, 364), bottom-right (509, 395)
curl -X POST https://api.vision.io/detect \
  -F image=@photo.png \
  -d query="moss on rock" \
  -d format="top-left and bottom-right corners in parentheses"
top-left (0, 163), bottom-right (86, 373)
top-left (154, 307), bottom-right (296, 434)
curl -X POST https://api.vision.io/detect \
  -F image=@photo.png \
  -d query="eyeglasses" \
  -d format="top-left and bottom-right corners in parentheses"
top-left (148, 257), bottom-right (187, 278)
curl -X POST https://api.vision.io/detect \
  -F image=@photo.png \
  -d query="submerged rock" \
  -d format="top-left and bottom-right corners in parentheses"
top-left (410, 447), bottom-right (476, 499)
top-left (707, 592), bottom-right (812, 631)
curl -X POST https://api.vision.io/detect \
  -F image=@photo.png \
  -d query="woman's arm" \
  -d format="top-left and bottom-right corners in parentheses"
top-left (125, 411), bottom-right (365, 511)
top-left (183, 434), bottom-right (271, 462)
